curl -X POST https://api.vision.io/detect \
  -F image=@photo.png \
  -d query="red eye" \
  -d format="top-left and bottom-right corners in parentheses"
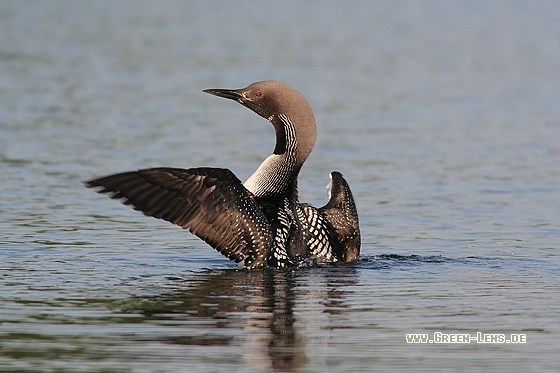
top-left (255, 91), bottom-right (263, 98)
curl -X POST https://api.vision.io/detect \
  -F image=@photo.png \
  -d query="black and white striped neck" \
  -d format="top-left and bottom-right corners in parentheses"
top-left (244, 113), bottom-right (301, 198)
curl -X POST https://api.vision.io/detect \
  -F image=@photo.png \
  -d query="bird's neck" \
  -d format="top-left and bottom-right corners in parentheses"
top-left (244, 114), bottom-right (315, 199)
top-left (243, 153), bottom-right (300, 199)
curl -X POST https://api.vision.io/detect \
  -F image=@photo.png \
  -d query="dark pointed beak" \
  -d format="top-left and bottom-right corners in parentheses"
top-left (203, 88), bottom-right (244, 102)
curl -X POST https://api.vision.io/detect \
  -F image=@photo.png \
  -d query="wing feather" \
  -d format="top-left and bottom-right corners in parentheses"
top-left (318, 172), bottom-right (361, 262)
top-left (85, 167), bottom-right (272, 268)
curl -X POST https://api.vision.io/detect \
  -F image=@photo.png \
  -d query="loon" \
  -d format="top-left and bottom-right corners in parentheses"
top-left (85, 81), bottom-right (360, 268)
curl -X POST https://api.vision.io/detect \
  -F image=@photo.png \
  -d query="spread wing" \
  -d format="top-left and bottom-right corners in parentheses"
top-left (84, 167), bottom-right (272, 268)
top-left (319, 171), bottom-right (361, 262)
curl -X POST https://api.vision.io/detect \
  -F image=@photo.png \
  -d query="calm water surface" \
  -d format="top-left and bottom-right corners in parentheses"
top-left (1, 1), bottom-right (559, 372)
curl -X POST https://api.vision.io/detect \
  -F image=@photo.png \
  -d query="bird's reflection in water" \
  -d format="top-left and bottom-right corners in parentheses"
top-left (119, 266), bottom-right (358, 372)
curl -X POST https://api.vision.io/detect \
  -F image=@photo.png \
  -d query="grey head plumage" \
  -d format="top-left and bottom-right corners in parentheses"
top-left (203, 81), bottom-right (316, 166)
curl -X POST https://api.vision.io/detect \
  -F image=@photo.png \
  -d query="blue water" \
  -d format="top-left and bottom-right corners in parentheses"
top-left (1, 1), bottom-right (559, 372)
